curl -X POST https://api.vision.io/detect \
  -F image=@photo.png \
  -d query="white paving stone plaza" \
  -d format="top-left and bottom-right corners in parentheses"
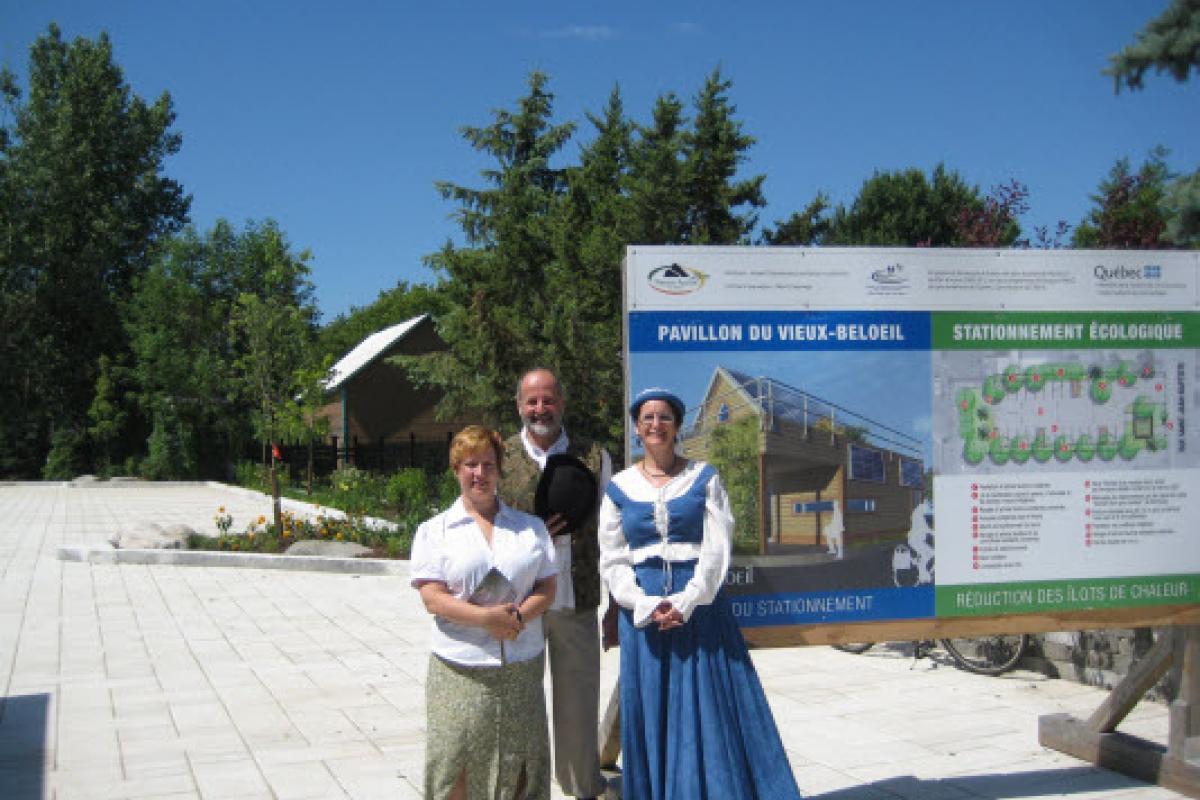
top-left (0, 482), bottom-right (1187, 798)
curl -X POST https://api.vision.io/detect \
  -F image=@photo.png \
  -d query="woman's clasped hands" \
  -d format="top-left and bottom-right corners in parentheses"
top-left (482, 603), bottom-right (525, 641)
top-left (650, 600), bottom-right (684, 631)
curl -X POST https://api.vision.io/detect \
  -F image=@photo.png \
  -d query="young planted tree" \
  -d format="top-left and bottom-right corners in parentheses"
top-left (228, 231), bottom-right (317, 527)
top-left (280, 354), bottom-right (334, 495)
top-left (231, 293), bottom-right (312, 528)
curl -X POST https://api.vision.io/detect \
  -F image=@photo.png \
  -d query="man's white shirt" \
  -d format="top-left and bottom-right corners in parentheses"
top-left (520, 427), bottom-right (612, 611)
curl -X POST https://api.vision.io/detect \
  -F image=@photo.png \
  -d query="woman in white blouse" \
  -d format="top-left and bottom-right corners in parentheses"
top-left (411, 425), bottom-right (557, 799)
top-left (598, 388), bottom-right (801, 799)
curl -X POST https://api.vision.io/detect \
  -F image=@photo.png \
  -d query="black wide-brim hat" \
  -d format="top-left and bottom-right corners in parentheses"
top-left (534, 453), bottom-right (598, 536)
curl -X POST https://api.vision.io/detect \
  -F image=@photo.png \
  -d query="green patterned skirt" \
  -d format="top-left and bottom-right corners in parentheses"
top-left (425, 651), bottom-right (549, 799)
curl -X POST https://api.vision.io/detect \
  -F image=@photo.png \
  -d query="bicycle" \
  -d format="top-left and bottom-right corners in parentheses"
top-left (832, 634), bottom-right (1030, 676)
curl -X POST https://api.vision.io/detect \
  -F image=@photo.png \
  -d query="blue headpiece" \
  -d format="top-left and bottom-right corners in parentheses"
top-left (629, 387), bottom-right (685, 422)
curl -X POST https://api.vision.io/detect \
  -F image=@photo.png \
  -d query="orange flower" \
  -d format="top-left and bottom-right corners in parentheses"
top-left (257, 515), bottom-right (266, 525)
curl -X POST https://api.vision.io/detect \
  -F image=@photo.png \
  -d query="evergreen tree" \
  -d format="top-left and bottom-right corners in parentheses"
top-left (1106, 0), bottom-right (1200, 92)
top-left (408, 72), bottom-right (575, 428)
top-left (409, 70), bottom-right (766, 447)
top-left (86, 354), bottom-right (130, 474)
top-left (1072, 149), bottom-right (1172, 249)
top-left (625, 93), bottom-right (689, 245)
top-left (681, 68), bottom-right (766, 244)
top-left (0, 25), bottom-right (189, 476)
top-left (544, 87), bottom-right (634, 447)
top-left (1105, 2), bottom-right (1199, 248)
top-left (761, 193), bottom-right (834, 245)
top-left (1162, 172), bottom-right (1200, 247)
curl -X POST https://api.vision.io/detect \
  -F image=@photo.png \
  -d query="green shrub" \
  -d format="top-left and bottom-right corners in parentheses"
top-left (234, 460), bottom-right (273, 492)
top-left (43, 427), bottom-right (85, 480)
top-left (142, 403), bottom-right (196, 480)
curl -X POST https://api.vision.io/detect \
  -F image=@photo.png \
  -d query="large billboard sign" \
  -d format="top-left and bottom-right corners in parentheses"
top-left (623, 246), bottom-right (1200, 636)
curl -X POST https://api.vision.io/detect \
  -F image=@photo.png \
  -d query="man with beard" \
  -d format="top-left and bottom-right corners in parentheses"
top-left (498, 368), bottom-right (610, 800)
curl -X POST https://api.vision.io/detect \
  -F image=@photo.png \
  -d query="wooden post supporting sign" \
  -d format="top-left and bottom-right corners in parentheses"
top-left (1039, 625), bottom-right (1200, 798)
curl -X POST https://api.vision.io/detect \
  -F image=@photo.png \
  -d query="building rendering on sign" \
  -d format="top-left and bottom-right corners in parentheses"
top-left (681, 366), bottom-right (925, 555)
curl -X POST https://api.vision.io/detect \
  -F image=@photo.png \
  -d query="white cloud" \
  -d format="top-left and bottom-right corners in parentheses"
top-left (539, 25), bottom-right (615, 41)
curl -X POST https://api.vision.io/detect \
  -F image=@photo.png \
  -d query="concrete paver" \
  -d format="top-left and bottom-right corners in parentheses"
top-left (0, 482), bottom-right (1190, 799)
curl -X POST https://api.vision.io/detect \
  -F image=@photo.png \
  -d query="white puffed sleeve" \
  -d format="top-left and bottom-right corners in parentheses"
top-left (598, 493), bottom-right (661, 628)
top-left (409, 515), bottom-right (445, 587)
top-left (666, 471), bottom-right (733, 622)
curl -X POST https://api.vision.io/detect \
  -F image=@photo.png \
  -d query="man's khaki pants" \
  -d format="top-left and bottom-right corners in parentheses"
top-left (543, 607), bottom-right (605, 798)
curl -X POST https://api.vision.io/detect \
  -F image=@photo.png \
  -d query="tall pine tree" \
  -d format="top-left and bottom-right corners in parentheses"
top-left (681, 69), bottom-right (766, 244)
top-left (409, 72), bottom-right (575, 428)
top-left (544, 87), bottom-right (634, 447)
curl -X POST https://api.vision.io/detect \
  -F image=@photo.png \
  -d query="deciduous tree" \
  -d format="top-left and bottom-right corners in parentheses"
top-left (764, 165), bottom-right (999, 247)
top-left (0, 25), bottom-right (189, 476)
top-left (126, 220), bottom-right (317, 480)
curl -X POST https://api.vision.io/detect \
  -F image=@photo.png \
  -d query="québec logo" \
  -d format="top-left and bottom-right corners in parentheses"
top-left (1094, 264), bottom-right (1162, 280)
top-left (648, 263), bottom-right (708, 295)
top-left (870, 263), bottom-right (907, 286)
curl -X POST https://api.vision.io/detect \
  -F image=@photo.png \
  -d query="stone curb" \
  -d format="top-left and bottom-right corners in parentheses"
top-left (57, 544), bottom-right (410, 576)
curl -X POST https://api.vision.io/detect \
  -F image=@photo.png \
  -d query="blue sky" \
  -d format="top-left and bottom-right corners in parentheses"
top-left (3, 1), bottom-right (1198, 322)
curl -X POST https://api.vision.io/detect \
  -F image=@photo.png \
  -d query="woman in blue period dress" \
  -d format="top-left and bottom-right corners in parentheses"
top-left (411, 425), bottom-right (558, 800)
top-left (598, 389), bottom-right (802, 800)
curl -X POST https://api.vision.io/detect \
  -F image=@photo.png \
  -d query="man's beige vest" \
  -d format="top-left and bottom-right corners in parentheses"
top-left (499, 432), bottom-right (604, 610)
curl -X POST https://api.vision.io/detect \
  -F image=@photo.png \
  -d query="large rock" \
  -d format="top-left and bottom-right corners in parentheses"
top-left (284, 539), bottom-right (373, 558)
top-left (110, 521), bottom-right (192, 550)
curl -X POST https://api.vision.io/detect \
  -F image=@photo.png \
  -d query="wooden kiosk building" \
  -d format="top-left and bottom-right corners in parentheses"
top-left (681, 366), bottom-right (926, 555)
top-left (315, 315), bottom-right (471, 470)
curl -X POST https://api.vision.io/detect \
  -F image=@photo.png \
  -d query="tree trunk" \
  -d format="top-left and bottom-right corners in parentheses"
top-left (270, 457), bottom-right (282, 531)
top-left (306, 437), bottom-right (314, 496)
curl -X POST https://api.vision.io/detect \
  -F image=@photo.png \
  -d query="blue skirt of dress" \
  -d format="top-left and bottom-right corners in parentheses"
top-left (618, 558), bottom-right (802, 799)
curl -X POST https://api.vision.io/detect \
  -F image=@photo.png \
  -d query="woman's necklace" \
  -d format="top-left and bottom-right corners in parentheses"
top-left (640, 457), bottom-right (678, 479)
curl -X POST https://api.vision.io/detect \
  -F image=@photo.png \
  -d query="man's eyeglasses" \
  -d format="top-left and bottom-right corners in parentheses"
top-left (638, 413), bottom-right (676, 425)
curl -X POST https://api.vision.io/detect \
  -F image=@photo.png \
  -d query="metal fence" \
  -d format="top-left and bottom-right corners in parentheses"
top-left (249, 434), bottom-right (451, 478)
